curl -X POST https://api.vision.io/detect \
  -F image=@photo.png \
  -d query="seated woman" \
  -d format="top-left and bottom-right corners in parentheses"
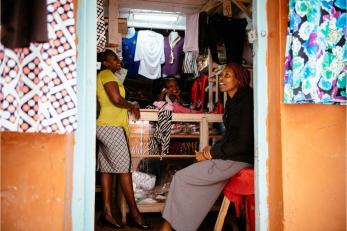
top-left (160, 63), bottom-right (254, 231)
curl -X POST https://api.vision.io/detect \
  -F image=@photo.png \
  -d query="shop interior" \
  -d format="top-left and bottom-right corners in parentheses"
top-left (95, 0), bottom-right (254, 230)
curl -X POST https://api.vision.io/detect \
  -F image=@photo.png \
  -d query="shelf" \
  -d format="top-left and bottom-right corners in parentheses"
top-left (121, 111), bottom-right (225, 222)
top-left (137, 202), bottom-right (165, 213)
top-left (132, 154), bottom-right (195, 158)
top-left (129, 134), bottom-right (223, 139)
top-left (132, 110), bottom-right (223, 123)
top-left (137, 200), bottom-right (220, 213)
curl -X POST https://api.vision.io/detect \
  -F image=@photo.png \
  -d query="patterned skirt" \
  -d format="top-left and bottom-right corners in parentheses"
top-left (96, 126), bottom-right (133, 173)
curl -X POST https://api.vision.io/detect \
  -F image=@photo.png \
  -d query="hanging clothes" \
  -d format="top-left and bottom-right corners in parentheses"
top-left (149, 102), bottom-right (173, 155)
top-left (208, 14), bottom-right (247, 64)
top-left (0, 0), bottom-right (77, 133)
top-left (134, 30), bottom-right (165, 79)
top-left (97, 0), bottom-right (106, 53)
top-left (191, 75), bottom-right (209, 112)
top-left (122, 28), bottom-right (140, 76)
top-left (198, 11), bottom-right (209, 55)
top-left (182, 13), bottom-right (200, 78)
top-left (1, 0), bottom-right (48, 49)
top-left (162, 32), bottom-right (184, 76)
top-left (183, 13), bottom-right (199, 53)
top-left (284, 0), bottom-right (346, 105)
top-left (182, 51), bottom-right (199, 77)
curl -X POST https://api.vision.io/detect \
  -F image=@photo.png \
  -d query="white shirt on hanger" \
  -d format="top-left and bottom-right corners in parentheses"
top-left (134, 30), bottom-right (165, 79)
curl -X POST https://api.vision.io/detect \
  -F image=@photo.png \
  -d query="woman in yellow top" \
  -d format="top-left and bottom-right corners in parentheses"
top-left (96, 49), bottom-right (152, 229)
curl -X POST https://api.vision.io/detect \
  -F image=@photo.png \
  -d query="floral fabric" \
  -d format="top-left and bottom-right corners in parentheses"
top-left (284, 0), bottom-right (346, 104)
top-left (0, 0), bottom-right (77, 133)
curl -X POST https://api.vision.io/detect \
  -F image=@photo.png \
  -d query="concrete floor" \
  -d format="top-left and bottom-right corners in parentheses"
top-left (94, 211), bottom-right (238, 231)
top-left (94, 182), bottom-right (241, 231)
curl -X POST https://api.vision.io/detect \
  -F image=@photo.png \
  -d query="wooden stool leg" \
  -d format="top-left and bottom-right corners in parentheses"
top-left (214, 196), bottom-right (231, 231)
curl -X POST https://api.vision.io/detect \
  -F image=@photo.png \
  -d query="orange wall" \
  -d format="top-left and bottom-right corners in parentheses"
top-left (1, 132), bottom-right (74, 231)
top-left (281, 106), bottom-right (346, 231)
top-left (267, 1), bottom-right (346, 230)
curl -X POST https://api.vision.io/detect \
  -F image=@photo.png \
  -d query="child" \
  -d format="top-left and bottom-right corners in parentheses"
top-left (157, 77), bottom-right (199, 113)
top-left (158, 77), bottom-right (181, 103)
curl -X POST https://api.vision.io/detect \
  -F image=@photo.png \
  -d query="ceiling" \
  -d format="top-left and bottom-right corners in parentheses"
top-left (113, 0), bottom-right (222, 30)
top-left (104, 0), bottom-right (251, 30)
top-left (118, 0), bottom-right (213, 14)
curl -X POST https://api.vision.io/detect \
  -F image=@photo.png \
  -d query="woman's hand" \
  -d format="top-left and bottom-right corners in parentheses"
top-left (158, 88), bottom-right (167, 101)
top-left (131, 103), bottom-right (140, 120)
top-left (166, 89), bottom-right (181, 102)
top-left (195, 146), bottom-right (212, 162)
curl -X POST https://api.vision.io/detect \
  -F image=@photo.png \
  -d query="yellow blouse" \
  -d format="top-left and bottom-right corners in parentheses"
top-left (96, 69), bottom-right (129, 136)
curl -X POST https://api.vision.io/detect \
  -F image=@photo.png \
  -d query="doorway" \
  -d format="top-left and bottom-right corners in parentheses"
top-left (73, 0), bottom-right (269, 230)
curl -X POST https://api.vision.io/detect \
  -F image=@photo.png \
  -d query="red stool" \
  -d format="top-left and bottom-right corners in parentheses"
top-left (214, 167), bottom-right (255, 231)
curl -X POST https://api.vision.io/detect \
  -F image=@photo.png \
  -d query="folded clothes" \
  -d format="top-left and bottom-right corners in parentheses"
top-left (137, 198), bottom-right (158, 204)
top-left (132, 171), bottom-right (156, 191)
top-left (172, 102), bottom-right (200, 113)
top-left (153, 101), bottom-right (174, 111)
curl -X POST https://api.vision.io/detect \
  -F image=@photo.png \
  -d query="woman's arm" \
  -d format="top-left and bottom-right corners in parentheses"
top-left (103, 81), bottom-right (140, 119)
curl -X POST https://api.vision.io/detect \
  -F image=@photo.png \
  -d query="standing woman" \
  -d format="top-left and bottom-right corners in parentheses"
top-left (97, 49), bottom-right (152, 229)
top-left (161, 63), bottom-right (254, 231)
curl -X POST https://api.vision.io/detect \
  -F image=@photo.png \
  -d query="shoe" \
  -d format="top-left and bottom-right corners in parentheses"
top-left (98, 215), bottom-right (124, 229)
top-left (127, 215), bottom-right (153, 230)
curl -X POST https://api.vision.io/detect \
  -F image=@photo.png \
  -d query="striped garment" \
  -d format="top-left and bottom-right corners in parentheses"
top-left (149, 105), bottom-right (173, 155)
top-left (182, 51), bottom-right (199, 77)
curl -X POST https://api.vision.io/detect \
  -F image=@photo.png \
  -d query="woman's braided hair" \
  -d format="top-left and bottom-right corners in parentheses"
top-left (225, 63), bottom-right (251, 88)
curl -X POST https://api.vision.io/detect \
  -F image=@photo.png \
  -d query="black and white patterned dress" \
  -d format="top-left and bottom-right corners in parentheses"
top-left (96, 126), bottom-right (132, 173)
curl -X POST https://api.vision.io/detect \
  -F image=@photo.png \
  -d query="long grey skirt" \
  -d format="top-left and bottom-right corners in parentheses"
top-left (162, 159), bottom-right (250, 231)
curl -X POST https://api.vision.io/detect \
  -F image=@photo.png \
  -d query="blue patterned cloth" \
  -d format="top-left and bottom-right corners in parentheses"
top-left (122, 31), bottom-right (140, 76)
top-left (284, 0), bottom-right (346, 104)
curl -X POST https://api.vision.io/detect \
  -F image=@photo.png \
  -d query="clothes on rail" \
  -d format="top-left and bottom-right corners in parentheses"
top-left (134, 30), bottom-right (165, 79)
top-left (208, 14), bottom-right (247, 64)
top-left (162, 31), bottom-right (185, 76)
top-left (122, 27), bottom-right (140, 76)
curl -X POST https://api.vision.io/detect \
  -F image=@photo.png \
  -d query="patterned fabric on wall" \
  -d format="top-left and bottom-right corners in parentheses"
top-left (0, 0), bottom-right (77, 133)
top-left (97, 0), bottom-right (106, 53)
top-left (284, 0), bottom-right (346, 104)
